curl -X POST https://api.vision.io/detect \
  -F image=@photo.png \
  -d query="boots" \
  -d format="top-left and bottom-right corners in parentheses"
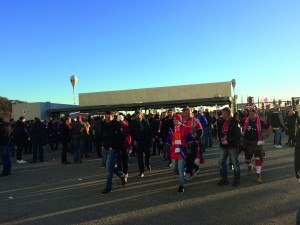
top-left (256, 173), bottom-right (262, 184)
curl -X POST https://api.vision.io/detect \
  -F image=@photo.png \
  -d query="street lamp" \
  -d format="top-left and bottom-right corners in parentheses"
top-left (231, 79), bottom-right (236, 113)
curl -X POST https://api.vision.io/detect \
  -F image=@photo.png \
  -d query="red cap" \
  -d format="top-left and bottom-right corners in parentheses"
top-left (76, 115), bottom-right (82, 120)
top-left (173, 114), bottom-right (182, 122)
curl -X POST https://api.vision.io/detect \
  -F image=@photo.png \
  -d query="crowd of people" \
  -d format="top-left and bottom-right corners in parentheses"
top-left (0, 102), bottom-right (299, 196)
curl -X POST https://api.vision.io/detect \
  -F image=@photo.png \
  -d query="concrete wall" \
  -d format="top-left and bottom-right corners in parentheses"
top-left (12, 102), bottom-right (75, 121)
top-left (79, 81), bottom-right (232, 106)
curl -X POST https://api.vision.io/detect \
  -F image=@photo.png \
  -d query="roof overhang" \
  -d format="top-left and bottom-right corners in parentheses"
top-left (48, 96), bottom-right (232, 115)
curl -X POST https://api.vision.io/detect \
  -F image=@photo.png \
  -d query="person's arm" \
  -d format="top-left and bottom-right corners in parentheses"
top-left (279, 113), bottom-right (288, 130)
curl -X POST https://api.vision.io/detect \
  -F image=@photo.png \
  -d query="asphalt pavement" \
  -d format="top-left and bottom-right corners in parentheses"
top-left (0, 136), bottom-right (299, 225)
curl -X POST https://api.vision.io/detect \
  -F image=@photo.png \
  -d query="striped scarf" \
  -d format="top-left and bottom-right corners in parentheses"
top-left (243, 116), bottom-right (264, 145)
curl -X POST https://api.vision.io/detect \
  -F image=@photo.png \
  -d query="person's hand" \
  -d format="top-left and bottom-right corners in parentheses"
top-left (221, 140), bottom-right (228, 145)
top-left (194, 158), bottom-right (200, 166)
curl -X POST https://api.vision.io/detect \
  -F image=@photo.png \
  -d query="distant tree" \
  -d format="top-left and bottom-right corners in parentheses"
top-left (0, 96), bottom-right (12, 116)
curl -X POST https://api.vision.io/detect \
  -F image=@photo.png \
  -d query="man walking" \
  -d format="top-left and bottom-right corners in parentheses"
top-left (130, 110), bottom-right (152, 177)
top-left (241, 109), bottom-right (271, 184)
top-left (100, 111), bottom-right (126, 195)
top-left (217, 107), bottom-right (241, 186)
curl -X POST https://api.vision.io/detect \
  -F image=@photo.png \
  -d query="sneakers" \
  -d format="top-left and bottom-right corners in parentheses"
top-left (17, 159), bottom-right (27, 164)
top-left (101, 188), bottom-right (112, 195)
top-left (194, 168), bottom-right (200, 176)
top-left (217, 179), bottom-right (229, 186)
top-left (184, 173), bottom-right (192, 181)
top-left (147, 165), bottom-right (152, 173)
top-left (138, 173), bottom-right (145, 178)
top-left (256, 173), bottom-right (263, 184)
top-left (178, 185), bottom-right (184, 194)
top-left (247, 164), bottom-right (253, 176)
top-left (274, 145), bottom-right (282, 149)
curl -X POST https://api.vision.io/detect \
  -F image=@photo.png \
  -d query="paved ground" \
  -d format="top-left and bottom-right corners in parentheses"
top-left (0, 136), bottom-right (299, 225)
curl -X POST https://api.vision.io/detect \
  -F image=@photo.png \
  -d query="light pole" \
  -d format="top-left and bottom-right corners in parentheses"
top-left (231, 79), bottom-right (236, 113)
top-left (70, 75), bottom-right (78, 105)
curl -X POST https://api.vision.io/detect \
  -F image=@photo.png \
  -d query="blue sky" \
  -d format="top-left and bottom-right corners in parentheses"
top-left (1, 0), bottom-right (299, 105)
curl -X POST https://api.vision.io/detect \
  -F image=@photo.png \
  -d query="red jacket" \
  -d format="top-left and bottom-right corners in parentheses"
top-left (121, 120), bottom-right (132, 149)
top-left (167, 125), bottom-right (193, 160)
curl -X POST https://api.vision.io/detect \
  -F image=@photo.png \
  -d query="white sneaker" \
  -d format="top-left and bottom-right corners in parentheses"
top-left (276, 145), bottom-right (283, 148)
top-left (194, 168), bottom-right (200, 176)
top-left (17, 159), bottom-right (27, 164)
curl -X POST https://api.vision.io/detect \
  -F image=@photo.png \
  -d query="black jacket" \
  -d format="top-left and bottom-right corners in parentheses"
top-left (30, 120), bottom-right (46, 141)
top-left (160, 117), bottom-right (174, 142)
top-left (13, 120), bottom-right (28, 145)
top-left (0, 122), bottom-right (10, 146)
top-left (130, 118), bottom-right (151, 147)
top-left (59, 121), bottom-right (71, 143)
top-left (217, 117), bottom-right (241, 148)
top-left (100, 119), bottom-right (123, 150)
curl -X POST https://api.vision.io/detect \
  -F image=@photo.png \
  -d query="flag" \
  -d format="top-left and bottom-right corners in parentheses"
top-left (264, 97), bottom-right (268, 106)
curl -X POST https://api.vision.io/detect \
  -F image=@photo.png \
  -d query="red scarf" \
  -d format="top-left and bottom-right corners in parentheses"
top-left (222, 118), bottom-right (231, 136)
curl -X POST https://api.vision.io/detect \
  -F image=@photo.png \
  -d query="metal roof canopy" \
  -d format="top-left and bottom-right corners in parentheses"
top-left (48, 96), bottom-right (232, 115)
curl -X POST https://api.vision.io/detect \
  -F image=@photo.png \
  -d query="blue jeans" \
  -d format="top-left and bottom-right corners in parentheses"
top-left (102, 149), bottom-right (124, 189)
top-left (219, 147), bottom-right (240, 182)
top-left (273, 129), bottom-right (282, 146)
top-left (101, 150), bottom-right (107, 167)
top-left (172, 159), bottom-right (185, 186)
top-left (72, 139), bottom-right (84, 163)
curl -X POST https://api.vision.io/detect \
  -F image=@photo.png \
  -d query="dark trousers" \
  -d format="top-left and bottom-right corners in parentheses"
top-left (288, 134), bottom-right (296, 144)
top-left (10, 140), bottom-right (15, 157)
top-left (61, 141), bottom-right (68, 162)
top-left (136, 144), bottom-right (151, 173)
top-left (117, 148), bottom-right (129, 174)
top-left (152, 141), bottom-right (157, 155)
top-left (1, 146), bottom-right (11, 175)
top-left (32, 139), bottom-right (44, 161)
top-left (152, 138), bottom-right (159, 155)
top-left (185, 144), bottom-right (199, 175)
top-left (16, 144), bottom-right (25, 160)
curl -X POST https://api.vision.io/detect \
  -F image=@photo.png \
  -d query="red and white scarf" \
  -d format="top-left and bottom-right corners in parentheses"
top-left (243, 116), bottom-right (264, 145)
